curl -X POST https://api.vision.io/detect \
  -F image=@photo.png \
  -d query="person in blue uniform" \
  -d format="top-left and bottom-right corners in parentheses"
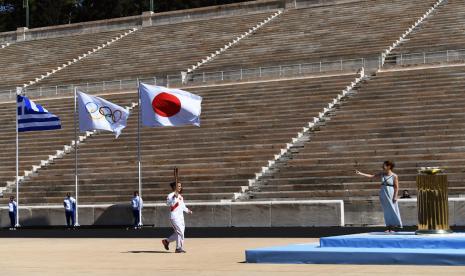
top-left (8, 196), bottom-right (17, 230)
top-left (63, 193), bottom-right (76, 228)
top-left (131, 191), bottom-right (143, 229)
top-left (355, 160), bottom-right (402, 232)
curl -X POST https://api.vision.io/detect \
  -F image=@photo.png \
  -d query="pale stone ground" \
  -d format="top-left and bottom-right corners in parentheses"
top-left (0, 238), bottom-right (463, 275)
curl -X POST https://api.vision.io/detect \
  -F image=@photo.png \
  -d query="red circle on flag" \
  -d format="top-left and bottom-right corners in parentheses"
top-left (152, 92), bottom-right (181, 117)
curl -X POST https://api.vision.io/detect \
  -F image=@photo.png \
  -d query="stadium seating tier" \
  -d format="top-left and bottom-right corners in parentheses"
top-left (1, 74), bottom-right (355, 204)
top-left (250, 66), bottom-right (465, 200)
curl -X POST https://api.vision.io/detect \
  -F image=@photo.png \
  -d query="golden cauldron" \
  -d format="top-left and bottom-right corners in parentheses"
top-left (416, 168), bottom-right (452, 235)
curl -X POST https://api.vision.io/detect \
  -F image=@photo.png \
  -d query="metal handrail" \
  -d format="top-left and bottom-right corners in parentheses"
top-left (0, 57), bottom-right (375, 101)
top-left (1, 48), bottom-right (464, 101)
top-left (392, 49), bottom-right (465, 66)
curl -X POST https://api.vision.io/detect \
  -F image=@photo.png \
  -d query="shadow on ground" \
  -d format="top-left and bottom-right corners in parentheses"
top-left (125, 250), bottom-right (171, 254)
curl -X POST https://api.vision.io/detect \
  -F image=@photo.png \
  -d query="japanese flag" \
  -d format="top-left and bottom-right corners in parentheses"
top-left (139, 83), bottom-right (202, 127)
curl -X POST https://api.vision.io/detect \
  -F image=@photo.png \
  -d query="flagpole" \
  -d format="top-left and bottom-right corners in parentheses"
top-left (137, 80), bottom-right (142, 227)
top-left (74, 87), bottom-right (80, 227)
top-left (15, 88), bottom-right (20, 228)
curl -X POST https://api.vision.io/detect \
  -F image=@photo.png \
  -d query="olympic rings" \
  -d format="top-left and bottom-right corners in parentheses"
top-left (85, 102), bottom-right (123, 124)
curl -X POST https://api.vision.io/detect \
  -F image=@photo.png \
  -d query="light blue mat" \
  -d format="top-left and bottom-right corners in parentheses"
top-left (320, 232), bottom-right (465, 249)
top-left (245, 232), bottom-right (465, 265)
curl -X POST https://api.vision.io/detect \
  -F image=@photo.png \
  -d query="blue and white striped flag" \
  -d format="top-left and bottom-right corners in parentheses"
top-left (17, 95), bottom-right (61, 132)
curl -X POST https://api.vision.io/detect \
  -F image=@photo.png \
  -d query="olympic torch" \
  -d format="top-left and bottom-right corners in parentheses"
top-left (174, 167), bottom-right (179, 184)
top-left (174, 167), bottom-right (182, 194)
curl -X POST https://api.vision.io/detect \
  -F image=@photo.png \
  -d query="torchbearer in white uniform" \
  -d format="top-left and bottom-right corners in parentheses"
top-left (162, 181), bottom-right (192, 253)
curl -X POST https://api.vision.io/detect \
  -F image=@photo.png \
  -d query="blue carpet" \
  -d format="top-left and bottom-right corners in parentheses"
top-left (245, 232), bottom-right (465, 265)
top-left (320, 232), bottom-right (465, 249)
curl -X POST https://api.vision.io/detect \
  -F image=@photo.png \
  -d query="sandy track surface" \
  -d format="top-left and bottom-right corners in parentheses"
top-left (0, 238), bottom-right (463, 275)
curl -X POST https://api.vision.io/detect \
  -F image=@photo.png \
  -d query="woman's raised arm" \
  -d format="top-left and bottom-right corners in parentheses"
top-left (355, 170), bottom-right (379, 179)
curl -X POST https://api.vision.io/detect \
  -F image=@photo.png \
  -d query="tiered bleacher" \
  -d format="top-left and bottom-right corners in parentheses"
top-left (1, 0), bottom-right (465, 209)
top-left (199, 0), bottom-right (437, 72)
top-left (29, 12), bottom-right (275, 88)
top-left (2, 74), bottom-right (354, 204)
top-left (250, 66), bottom-right (465, 200)
top-left (0, 30), bottom-right (129, 91)
top-left (0, 96), bottom-right (99, 193)
top-left (391, 0), bottom-right (465, 55)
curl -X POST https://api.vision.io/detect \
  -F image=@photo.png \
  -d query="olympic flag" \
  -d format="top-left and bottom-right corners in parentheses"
top-left (139, 83), bottom-right (202, 127)
top-left (77, 91), bottom-right (130, 138)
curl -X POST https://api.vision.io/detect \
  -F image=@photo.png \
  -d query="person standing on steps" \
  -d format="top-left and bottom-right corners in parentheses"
top-left (63, 193), bottom-right (76, 228)
top-left (355, 160), bottom-right (402, 233)
top-left (8, 196), bottom-right (17, 230)
top-left (131, 191), bottom-right (143, 229)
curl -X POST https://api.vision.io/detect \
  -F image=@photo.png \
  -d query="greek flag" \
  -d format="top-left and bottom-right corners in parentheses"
top-left (17, 95), bottom-right (62, 132)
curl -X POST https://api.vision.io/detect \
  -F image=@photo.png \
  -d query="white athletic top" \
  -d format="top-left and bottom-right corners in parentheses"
top-left (64, 197), bottom-right (76, 211)
top-left (167, 192), bottom-right (189, 221)
top-left (131, 196), bottom-right (143, 210)
top-left (8, 201), bottom-right (17, 213)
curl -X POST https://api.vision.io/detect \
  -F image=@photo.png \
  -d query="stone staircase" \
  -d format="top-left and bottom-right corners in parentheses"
top-left (0, 74), bottom-right (356, 205)
top-left (248, 65), bottom-right (465, 201)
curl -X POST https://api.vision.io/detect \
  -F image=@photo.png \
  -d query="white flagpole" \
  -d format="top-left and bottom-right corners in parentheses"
top-left (74, 87), bottom-right (80, 227)
top-left (137, 80), bottom-right (143, 227)
top-left (15, 88), bottom-right (20, 228)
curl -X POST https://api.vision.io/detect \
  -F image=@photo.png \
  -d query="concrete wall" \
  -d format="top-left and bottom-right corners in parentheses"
top-left (2, 199), bottom-right (463, 227)
top-left (22, 16), bottom-right (142, 42)
top-left (293, 0), bottom-right (363, 9)
top-left (0, 0), bottom-right (368, 44)
top-left (0, 200), bottom-right (343, 227)
top-left (0, 0), bottom-right (283, 44)
top-left (144, 0), bottom-right (284, 27)
top-left (0, 30), bottom-right (16, 44)
top-left (345, 198), bottom-right (465, 226)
